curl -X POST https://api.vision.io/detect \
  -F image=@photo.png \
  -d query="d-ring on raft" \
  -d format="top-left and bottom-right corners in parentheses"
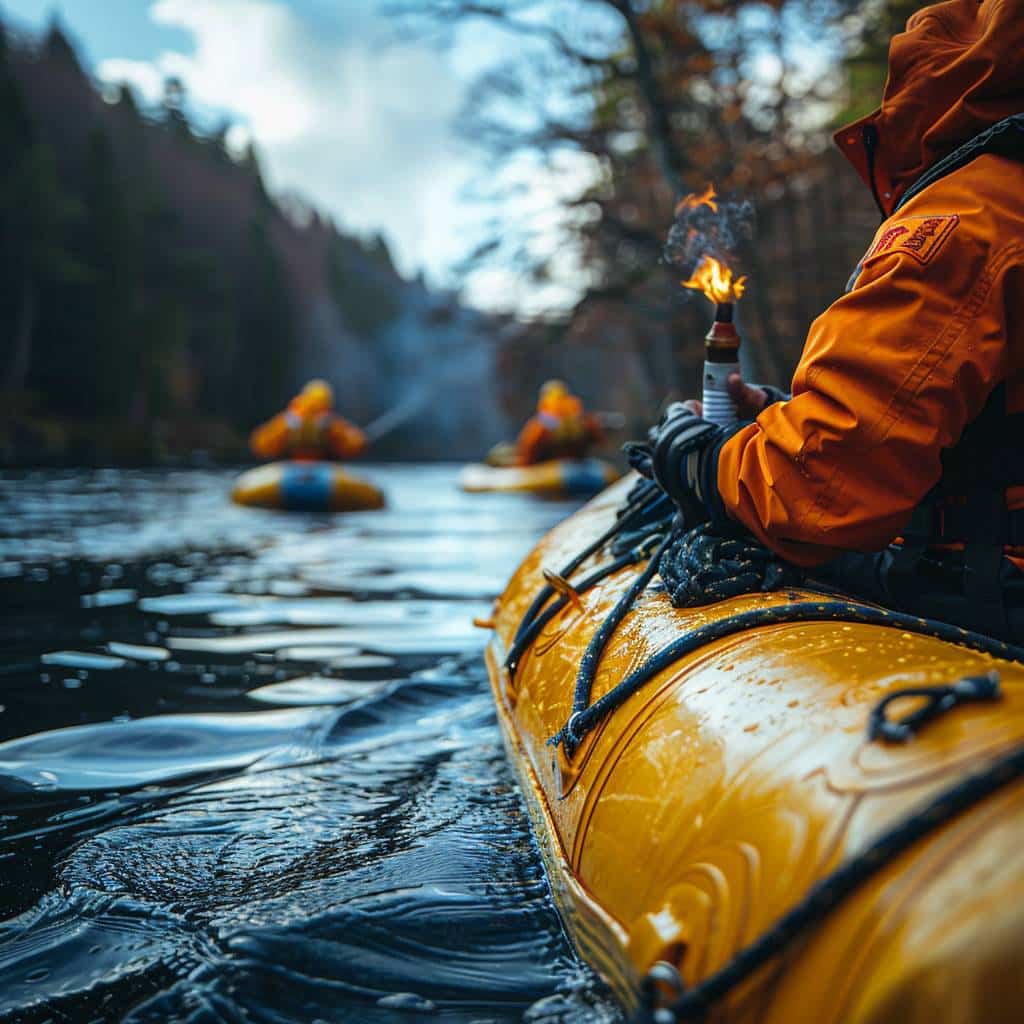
top-left (485, 475), bottom-right (1024, 1022)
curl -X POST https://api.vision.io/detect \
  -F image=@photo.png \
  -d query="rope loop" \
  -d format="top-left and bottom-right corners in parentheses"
top-left (867, 671), bottom-right (1002, 743)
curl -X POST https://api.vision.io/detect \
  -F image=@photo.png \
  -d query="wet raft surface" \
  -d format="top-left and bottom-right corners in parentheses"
top-left (0, 466), bottom-right (620, 1023)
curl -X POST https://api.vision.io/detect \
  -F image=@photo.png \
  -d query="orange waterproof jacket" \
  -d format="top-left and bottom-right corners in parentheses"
top-left (717, 0), bottom-right (1024, 567)
top-left (250, 410), bottom-right (367, 462)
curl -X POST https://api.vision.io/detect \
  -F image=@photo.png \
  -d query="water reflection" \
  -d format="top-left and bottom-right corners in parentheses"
top-left (0, 466), bottom-right (620, 1022)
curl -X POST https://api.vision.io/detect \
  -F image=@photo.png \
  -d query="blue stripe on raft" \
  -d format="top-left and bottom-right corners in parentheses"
top-left (279, 463), bottom-right (335, 511)
top-left (561, 459), bottom-right (609, 496)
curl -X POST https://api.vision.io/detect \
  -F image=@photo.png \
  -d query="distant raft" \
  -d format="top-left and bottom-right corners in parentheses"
top-left (459, 458), bottom-right (619, 497)
top-left (231, 461), bottom-right (384, 513)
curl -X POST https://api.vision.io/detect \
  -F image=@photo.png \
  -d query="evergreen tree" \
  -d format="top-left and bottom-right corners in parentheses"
top-left (42, 20), bottom-right (81, 70)
top-left (327, 231), bottom-right (400, 338)
top-left (73, 127), bottom-right (139, 416)
top-left (234, 212), bottom-right (296, 426)
top-left (0, 26), bottom-right (82, 403)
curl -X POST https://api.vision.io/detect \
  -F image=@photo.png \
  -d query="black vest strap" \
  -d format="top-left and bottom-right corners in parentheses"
top-left (895, 112), bottom-right (1024, 212)
top-left (956, 387), bottom-right (1011, 632)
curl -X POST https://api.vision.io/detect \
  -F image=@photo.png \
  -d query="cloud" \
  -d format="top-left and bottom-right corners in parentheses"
top-left (97, 0), bottom-right (471, 282)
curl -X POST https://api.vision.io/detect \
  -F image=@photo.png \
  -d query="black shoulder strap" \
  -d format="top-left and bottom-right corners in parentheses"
top-left (896, 112), bottom-right (1024, 212)
top-left (951, 386), bottom-right (1011, 634)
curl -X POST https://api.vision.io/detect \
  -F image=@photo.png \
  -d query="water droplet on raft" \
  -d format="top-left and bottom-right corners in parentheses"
top-left (376, 993), bottom-right (438, 1013)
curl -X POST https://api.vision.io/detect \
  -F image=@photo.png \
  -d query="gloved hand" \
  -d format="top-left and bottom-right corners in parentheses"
top-left (640, 403), bottom-right (729, 524)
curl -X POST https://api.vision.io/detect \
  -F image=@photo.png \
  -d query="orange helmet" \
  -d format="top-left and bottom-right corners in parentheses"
top-left (538, 379), bottom-right (569, 415)
top-left (290, 379), bottom-right (334, 415)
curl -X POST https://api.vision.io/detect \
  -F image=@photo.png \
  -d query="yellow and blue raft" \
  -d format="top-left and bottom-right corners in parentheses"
top-left (459, 457), bottom-right (619, 497)
top-left (486, 475), bottom-right (1024, 1023)
top-left (231, 461), bottom-right (384, 513)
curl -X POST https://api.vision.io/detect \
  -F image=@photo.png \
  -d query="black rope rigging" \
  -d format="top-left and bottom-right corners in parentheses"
top-left (564, 526), bottom-right (682, 750)
top-left (507, 479), bottom-right (672, 683)
top-left (632, 739), bottom-right (1024, 1024)
top-left (504, 535), bottom-right (663, 681)
top-left (551, 597), bottom-right (1024, 757)
top-left (511, 478), bottom-right (668, 651)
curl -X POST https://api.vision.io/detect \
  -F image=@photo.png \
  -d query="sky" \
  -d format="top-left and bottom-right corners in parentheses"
top-left (1, 0), bottom-right (542, 309)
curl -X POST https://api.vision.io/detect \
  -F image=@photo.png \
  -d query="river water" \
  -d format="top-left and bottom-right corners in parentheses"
top-left (0, 466), bottom-right (620, 1023)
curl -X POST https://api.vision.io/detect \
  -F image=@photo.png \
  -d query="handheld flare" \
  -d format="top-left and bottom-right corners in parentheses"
top-left (702, 303), bottom-right (741, 427)
top-left (681, 254), bottom-right (746, 427)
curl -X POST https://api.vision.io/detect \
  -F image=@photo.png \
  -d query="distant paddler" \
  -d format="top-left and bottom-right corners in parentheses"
top-left (502, 379), bottom-right (607, 467)
top-left (467, 380), bottom-right (620, 496)
top-left (515, 379), bottom-right (603, 466)
top-left (250, 379), bottom-right (368, 463)
top-left (234, 380), bottom-right (382, 512)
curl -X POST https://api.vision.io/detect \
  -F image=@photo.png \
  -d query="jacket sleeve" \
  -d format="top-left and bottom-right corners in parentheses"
top-left (716, 192), bottom-right (1011, 566)
top-left (516, 418), bottom-right (549, 466)
top-left (583, 414), bottom-right (605, 447)
top-left (249, 414), bottom-right (288, 459)
top-left (326, 417), bottom-right (368, 459)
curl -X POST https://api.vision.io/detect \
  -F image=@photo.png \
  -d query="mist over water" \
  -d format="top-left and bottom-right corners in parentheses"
top-left (0, 466), bottom-right (620, 1023)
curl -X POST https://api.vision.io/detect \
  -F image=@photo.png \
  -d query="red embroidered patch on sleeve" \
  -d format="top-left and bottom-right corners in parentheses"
top-left (863, 214), bottom-right (960, 266)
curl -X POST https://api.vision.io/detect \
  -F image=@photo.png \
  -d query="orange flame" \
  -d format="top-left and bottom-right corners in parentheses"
top-left (675, 184), bottom-right (718, 216)
top-left (681, 255), bottom-right (747, 305)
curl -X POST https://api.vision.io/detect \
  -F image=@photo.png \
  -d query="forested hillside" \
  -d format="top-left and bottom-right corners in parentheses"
top-left (1, 3), bottom-right (928, 464)
top-left (0, 20), bottom-right (508, 463)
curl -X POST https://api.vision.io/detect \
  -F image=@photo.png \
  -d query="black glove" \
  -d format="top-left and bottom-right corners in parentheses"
top-left (623, 439), bottom-right (654, 479)
top-left (644, 403), bottom-right (729, 524)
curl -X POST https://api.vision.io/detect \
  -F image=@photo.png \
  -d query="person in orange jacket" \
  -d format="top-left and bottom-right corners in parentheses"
top-left (635, 0), bottom-right (1024, 639)
top-left (516, 380), bottom-right (604, 465)
top-left (250, 379), bottom-right (368, 462)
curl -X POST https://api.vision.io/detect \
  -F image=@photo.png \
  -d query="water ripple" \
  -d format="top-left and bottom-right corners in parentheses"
top-left (0, 467), bottom-right (619, 1022)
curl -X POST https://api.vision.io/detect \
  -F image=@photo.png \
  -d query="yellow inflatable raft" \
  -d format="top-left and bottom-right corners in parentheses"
top-left (459, 457), bottom-right (619, 497)
top-left (486, 476), bottom-right (1024, 1023)
top-left (231, 461), bottom-right (384, 513)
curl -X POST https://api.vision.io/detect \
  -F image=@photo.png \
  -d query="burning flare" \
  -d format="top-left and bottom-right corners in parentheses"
top-left (675, 184), bottom-right (718, 215)
top-left (681, 255), bottom-right (747, 305)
